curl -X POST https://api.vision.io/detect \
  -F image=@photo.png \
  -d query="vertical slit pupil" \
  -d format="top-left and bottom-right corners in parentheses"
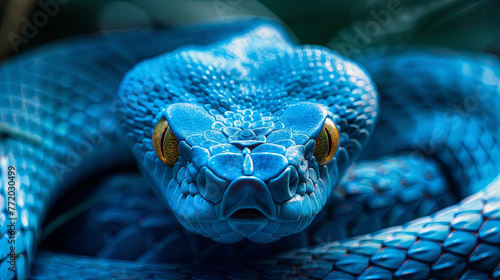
top-left (160, 127), bottom-right (167, 158)
top-left (325, 127), bottom-right (332, 157)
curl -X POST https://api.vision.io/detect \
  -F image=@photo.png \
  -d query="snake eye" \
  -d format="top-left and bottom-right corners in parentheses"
top-left (313, 118), bottom-right (340, 165)
top-left (152, 118), bottom-right (179, 167)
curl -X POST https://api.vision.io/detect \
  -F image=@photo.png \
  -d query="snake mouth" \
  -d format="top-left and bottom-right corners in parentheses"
top-left (220, 176), bottom-right (277, 220)
top-left (230, 208), bottom-right (266, 219)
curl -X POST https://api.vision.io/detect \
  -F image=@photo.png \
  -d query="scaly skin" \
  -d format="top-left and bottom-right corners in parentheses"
top-left (1, 19), bottom-right (500, 279)
top-left (115, 23), bottom-right (377, 244)
top-left (0, 19), bottom-right (290, 279)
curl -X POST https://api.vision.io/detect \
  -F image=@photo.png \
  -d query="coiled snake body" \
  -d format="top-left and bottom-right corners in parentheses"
top-left (1, 18), bottom-right (500, 279)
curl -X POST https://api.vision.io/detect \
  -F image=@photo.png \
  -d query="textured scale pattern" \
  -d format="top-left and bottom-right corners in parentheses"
top-left (309, 154), bottom-right (456, 243)
top-left (28, 179), bottom-right (500, 279)
top-left (38, 156), bottom-right (454, 264)
top-left (39, 172), bottom-right (308, 264)
top-left (360, 49), bottom-right (500, 197)
top-left (116, 23), bottom-right (377, 244)
top-left (0, 19), bottom-right (296, 279)
top-left (0, 19), bottom-right (500, 280)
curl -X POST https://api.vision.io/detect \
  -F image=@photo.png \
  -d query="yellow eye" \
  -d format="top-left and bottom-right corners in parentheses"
top-left (313, 118), bottom-right (340, 165)
top-left (153, 118), bottom-right (179, 167)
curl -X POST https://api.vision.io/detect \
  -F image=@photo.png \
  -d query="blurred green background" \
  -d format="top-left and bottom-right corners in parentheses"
top-left (1, 0), bottom-right (499, 61)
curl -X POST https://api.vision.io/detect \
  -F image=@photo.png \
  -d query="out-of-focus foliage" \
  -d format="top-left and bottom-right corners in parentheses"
top-left (1, 0), bottom-right (499, 60)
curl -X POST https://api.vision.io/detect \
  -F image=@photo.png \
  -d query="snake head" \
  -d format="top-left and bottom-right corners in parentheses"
top-left (117, 22), bottom-right (378, 243)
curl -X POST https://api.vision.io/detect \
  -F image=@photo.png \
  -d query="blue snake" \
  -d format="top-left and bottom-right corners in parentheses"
top-left (1, 18), bottom-right (500, 280)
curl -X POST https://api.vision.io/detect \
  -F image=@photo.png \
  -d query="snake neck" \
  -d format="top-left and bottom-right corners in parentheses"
top-left (361, 50), bottom-right (500, 197)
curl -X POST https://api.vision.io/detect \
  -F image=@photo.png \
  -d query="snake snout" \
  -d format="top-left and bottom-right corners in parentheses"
top-left (220, 177), bottom-right (276, 220)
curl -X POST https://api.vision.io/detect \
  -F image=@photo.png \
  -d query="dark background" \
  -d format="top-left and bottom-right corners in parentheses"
top-left (1, 0), bottom-right (499, 61)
